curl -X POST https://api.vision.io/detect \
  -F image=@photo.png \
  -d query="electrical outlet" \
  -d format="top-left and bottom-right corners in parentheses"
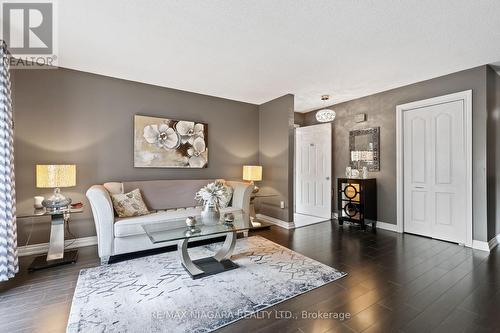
top-left (280, 201), bottom-right (285, 209)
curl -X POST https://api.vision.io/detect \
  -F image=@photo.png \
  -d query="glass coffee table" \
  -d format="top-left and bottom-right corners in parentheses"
top-left (142, 212), bottom-right (255, 279)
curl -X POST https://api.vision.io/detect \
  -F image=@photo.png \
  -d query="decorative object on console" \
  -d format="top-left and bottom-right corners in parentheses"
top-left (362, 166), bottom-right (369, 179)
top-left (350, 169), bottom-right (360, 178)
top-left (134, 115), bottom-right (208, 168)
top-left (195, 181), bottom-right (229, 224)
top-left (337, 178), bottom-right (377, 230)
top-left (185, 216), bottom-right (197, 228)
top-left (315, 95), bottom-right (336, 123)
top-left (349, 127), bottom-right (380, 171)
top-left (36, 164), bottom-right (76, 211)
top-left (111, 189), bottom-right (150, 218)
top-left (33, 196), bottom-right (44, 209)
top-left (345, 166), bottom-right (352, 178)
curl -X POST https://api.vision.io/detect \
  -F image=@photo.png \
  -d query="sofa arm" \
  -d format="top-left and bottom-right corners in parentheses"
top-left (86, 185), bottom-right (114, 260)
top-left (226, 181), bottom-right (253, 215)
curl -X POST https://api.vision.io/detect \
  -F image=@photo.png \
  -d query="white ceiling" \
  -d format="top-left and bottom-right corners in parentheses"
top-left (57, 0), bottom-right (500, 112)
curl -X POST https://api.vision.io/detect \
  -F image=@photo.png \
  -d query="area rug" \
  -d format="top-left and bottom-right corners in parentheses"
top-left (67, 236), bottom-right (346, 333)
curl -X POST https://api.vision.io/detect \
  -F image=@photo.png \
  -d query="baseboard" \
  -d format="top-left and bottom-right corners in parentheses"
top-left (18, 236), bottom-right (98, 257)
top-left (256, 214), bottom-right (295, 229)
top-left (472, 240), bottom-right (490, 252)
top-left (488, 234), bottom-right (500, 251)
top-left (375, 221), bottom-right (401, 233)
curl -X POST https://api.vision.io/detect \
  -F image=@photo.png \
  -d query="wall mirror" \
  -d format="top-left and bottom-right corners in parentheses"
top-left (349, 127), bottom-right (380, 171)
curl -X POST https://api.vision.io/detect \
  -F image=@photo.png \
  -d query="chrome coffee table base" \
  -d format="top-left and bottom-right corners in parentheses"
top-left (178, 231), bottom-right (238, 279)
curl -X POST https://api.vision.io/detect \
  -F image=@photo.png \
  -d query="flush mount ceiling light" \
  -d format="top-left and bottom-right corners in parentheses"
top-left (315, 95), bottom-right (336, 123)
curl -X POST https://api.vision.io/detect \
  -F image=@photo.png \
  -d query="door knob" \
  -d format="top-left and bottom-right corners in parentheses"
top-left (326, 177), bottom-right (330, 180)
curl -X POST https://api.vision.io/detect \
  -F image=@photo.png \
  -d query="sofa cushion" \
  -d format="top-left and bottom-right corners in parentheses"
top-left (114, 206), bottom-right (241, 238)
top-left (103, 182), bottom-right (123, 195)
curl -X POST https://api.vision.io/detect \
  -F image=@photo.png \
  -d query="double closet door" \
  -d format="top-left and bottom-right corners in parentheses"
top-left (403, 98), bottom-right (468, 244)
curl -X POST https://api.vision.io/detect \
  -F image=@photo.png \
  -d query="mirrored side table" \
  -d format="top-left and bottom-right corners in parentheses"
top-left (18, 207), bottom-right (83, 271)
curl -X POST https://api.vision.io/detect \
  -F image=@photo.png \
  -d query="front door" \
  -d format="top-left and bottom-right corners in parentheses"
top-left (403, 99), bottom-right (468, 244)
top-left (295, 123), bottom-right (332, 219)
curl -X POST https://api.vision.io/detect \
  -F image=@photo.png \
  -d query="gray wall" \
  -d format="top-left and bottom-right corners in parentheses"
top-left (302, 66), bottom-right (489, 241)
top-left (258, 94), bottom-right (294, 222)
top-left (487, 67), bottom-right (500, 240)
top-left (294, 112), bottom-right (305, 127)
top-left (12, 68), bottom-right (260, 245)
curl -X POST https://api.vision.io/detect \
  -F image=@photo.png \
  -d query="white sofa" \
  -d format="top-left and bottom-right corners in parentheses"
top-left (86, 179), bottom-right (253, 264)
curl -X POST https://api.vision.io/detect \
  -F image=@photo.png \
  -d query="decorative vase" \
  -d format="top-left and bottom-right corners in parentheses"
top-left (345, 166), bottom-right (352, 178)
top-left (201, 203), bottom-right (220, 225)
top-left (351, 169), bottom-right (360, 178)
top-left (362, 166), bottom-right (369, 179)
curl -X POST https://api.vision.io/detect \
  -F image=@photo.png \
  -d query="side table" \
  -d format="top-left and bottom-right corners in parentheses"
top-left (18, 207), bottom-right (83, 271)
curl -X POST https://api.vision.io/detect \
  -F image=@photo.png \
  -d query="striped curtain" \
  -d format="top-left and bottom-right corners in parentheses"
top-left (0, 41), bottom-right (18, 281)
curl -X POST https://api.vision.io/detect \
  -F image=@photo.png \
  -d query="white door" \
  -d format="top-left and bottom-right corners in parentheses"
top-left (403, 98), bottom-right (468, 244)
top-left (295, 123), bottom-right (332, 219)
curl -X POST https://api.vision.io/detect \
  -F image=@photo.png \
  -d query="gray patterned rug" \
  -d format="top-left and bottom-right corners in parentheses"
top-left (67, 236), bottom-right (346, 333)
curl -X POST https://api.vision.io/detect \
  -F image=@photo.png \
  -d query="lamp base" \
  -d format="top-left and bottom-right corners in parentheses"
top-left (42, 187), bottom-right (72, 210)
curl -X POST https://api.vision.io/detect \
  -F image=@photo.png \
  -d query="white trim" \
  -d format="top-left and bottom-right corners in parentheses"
top-left (256, 214), bottom-right (295, 229)
top-left (472, 240), bottom-right (490, 252)
top-left (488, 234), bottom-right (500, 251)
top-left (396, 90), bottom-right (473, 247)
top-left (18, 236), bottom-right (97, 257)
top-left (293, 213), bottom-right (328, 228)
top-left (376, 221), bottom-right (401, 233)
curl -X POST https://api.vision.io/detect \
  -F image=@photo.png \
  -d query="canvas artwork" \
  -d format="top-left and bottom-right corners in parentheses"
top-left (134, 115), bottom-right (208, 168)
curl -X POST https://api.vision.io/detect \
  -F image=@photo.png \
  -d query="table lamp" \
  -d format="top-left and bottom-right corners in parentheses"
top-left (36, 164), bottom-right (76, 210)
top-left (243, 165), bottom-right (262, 193)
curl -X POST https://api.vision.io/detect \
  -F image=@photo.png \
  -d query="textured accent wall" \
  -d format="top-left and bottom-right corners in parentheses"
top-left (301, 66), bottom-right (489, 241)
top-left (12, 68), bottom-right (260, 245)
top-left (258, 94), bottom-right (294, 222)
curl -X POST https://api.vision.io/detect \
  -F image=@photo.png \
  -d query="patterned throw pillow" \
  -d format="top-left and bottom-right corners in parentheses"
top-left (111, 188), bottom-right (150, 218)
top-left (218, 183), bottom-right (234, 208)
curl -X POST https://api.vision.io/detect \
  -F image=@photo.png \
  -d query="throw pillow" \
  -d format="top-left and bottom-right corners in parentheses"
top-left (111, 188), bottom-right (150, 218)
top-left (218, 183), bottom-right (234, 208)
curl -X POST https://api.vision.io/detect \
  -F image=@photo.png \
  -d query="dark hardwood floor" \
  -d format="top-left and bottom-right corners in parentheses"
top-left (1, 221), bottom-right (499, 333)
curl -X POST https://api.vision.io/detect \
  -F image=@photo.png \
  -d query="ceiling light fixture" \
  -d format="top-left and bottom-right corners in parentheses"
top-left (315, 95), bottom-right (336, 123)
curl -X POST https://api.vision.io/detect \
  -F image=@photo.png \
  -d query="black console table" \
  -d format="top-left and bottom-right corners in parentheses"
top-left (337, 178), bottom-right (377, 230)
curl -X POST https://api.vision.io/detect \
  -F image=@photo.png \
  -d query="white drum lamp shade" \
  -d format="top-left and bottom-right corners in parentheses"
top-left (36, 165), bottom-right (76, 188)
top-left (242, 165), bottom-right (262, 182)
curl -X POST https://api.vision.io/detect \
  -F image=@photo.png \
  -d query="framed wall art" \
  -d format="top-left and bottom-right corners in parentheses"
top-left (134, 115), bottom-right (208, 168)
